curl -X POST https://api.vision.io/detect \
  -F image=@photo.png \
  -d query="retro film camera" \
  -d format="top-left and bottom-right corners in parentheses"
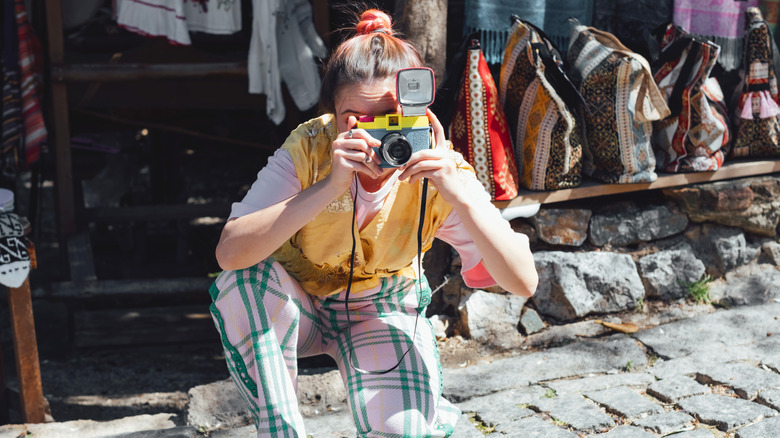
top-left (356, 68), bottom-right (436, 168)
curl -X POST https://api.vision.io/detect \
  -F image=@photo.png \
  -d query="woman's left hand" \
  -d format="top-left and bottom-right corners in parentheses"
top-left (398, 109), bottom-right (464, 204)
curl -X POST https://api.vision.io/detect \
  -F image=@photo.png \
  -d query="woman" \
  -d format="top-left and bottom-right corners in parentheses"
top-left (211, 9), bottom-right (538, 437)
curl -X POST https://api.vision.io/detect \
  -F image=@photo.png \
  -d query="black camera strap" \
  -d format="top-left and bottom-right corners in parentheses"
top-left (343, 173), bottom-right (426, 375)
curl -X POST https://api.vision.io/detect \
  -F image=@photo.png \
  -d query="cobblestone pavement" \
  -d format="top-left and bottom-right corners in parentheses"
top-left (216, 303), bottom-right (780, 438)
top-left (2, 303), bottom-right (779, 438)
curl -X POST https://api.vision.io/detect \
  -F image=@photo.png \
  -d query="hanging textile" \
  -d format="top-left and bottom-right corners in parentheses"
top-left (760, 0), bottom-right (780, 34)
top-left (2, 0), bottom-right (24, 179)
top-left (249, 0), bottom-right (327, 124)
top-left (117, 0), bottom-right (192, 45)
top-left (592, 0), bottom-right (674, 59)
top-left (14, 0), bottom-right (45, 167)
top-left (673, 0), bottom-right (759, 71)
top-left (462, 0), bottom-right (592, 64)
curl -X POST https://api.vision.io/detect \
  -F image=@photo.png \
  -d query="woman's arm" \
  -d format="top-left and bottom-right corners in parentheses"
top-left (399, 110), bottom-right (538, 297)
top-left (216, 118), bottom-right (383, 271)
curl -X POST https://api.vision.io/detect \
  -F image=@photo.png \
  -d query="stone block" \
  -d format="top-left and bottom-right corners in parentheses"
top-left (546, 373), bottom-right (655, 395)
top-left (533, 251), bottom-right (645, 322)
top-left (708, 264), bottom-right (780, 307)
top-left (631, 411), bottom-right (696, 435)
top-left (664, 177), bottom-right (780, 236)
top-left (696, 362), bottom-right (780, 400)
top-left (677, 394), bottom-right (777, 432)
top-left (186, 379), bottom-right (253, 432)
top-left (647, 375), bottom-right (710, 403)
top-left (588, 426), bottom-right (656, 437)
top-left (692, 225), bottom-right (759, 277)
top-left (494, 415), bottom-right (579, 437)
top-left (756, 388), bottom-right (780, 411)
top-left (533, 393), bottom-right (616, 432)
top-left (458, 289), bottom-right (526, 345)
top-left (760, 241), bottom-right (780, 266)
top-left (519, 308), bottom-right (546, 335)
top-left (589, 203), bottom-right (688, 247)
top-left (638, 242), bottom-right (706, 300)
top-left (735, 415), bottom-right (780, 438)
top-left (584, 386), bottom-right (663, 419)
top-left (532, 208), bottom-right (591, 246)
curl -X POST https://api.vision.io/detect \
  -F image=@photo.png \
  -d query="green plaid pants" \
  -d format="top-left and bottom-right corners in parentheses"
top-left (209, 259), bottom-right (460, 437)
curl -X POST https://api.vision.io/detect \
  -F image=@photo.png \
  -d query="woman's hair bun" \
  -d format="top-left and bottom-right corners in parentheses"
top-left (356, 9), bottom-right (393, 36)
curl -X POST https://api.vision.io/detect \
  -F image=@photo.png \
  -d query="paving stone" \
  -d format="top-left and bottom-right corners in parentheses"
top-left (756, 388), bottom-right (780, 410)
top-left (450, 414), bottom-right (485, 438)
top-left (735, 415), bottom-right (780, 438)
top-left (631, 411), bottom-right (696, 434)
top-left (107, 426), bottom-right (202, 437)
top-left (493, 415), bottom-right (579, 437)
top-left (520, 308), bottom-right (547, 335)
top-left (443, 335), bottom-right (647, 401)
top-left (584, 386), bottom-right (663, 419)
top-left (677, 394), bottom-right (777, 432)
top-left (697, 362), bottom-right (780, 400)
top-left (533, 393), bottom-right (615, 432)
top-left (586, 425), bottom-right (656, 437)
top-left (670, 430), bottom-right (716, 438)
top-left (0, 414), bottom-right (179, 438)
top-left (210, 425), bottom-right (255, 437)
top-left (546, 373), bottom-right (655, 395)
top-left (635, 304), bottom-right (780, 360)
top-left (457, 388), bottom-right (538, 428)
top-left (647, 375), bottom-right (711, 403)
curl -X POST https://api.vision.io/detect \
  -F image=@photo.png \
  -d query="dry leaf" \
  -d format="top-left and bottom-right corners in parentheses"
top-left (593, 320), bottom-right (639, 334)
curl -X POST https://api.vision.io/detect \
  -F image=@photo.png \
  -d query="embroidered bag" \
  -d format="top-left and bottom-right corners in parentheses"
top-left (450, 40), bottom-right (519, 201)
top-left (567, 19), bottom-right (671, 184)
top-left (731, 7), bottom-right (780, 158)
top-left (652, 23), bottom-right (731, 172)
top-left (499, 17), bottom-right (584, 191)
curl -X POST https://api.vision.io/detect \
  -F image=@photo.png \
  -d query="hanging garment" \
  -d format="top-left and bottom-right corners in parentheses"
top-left (592, 0), bottom-right (674, 59)
top-left (450, 40), bottom-right (519, 200)
top-left (673, 0), bottom-right (759, 71)
top-left (462, 0), bottom-right (592, 64)
top-left (117, 0), bottom-right (191, 45)
top-left (2, 0), bottom-right (23, 181)
top-left (14, 0), bottom-right (45, 167)
top-left (249, 0), bottom-right (326, 125)
top-left (183, 0), bottom-right (242, 35)
top-left (760, 0), bottom-right (780, 34)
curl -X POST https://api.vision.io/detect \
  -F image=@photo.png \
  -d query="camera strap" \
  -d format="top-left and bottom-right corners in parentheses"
top-left (343, 173), bottom-right (426, 375)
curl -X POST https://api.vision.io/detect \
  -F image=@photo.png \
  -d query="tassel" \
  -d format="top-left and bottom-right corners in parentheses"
top-left (758, 90), bottom-right (780, 118)
top-left (740, 93), bottom-right (754, 120)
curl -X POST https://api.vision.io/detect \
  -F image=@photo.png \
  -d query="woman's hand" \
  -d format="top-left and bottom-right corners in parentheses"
top-left (397, 109), bottom-right (465, 203)
top-left (325, 115), bottom-right (384, 192)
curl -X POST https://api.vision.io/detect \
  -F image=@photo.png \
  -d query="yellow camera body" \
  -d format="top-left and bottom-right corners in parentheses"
top-left (357, 114), bottom-right (431, 168)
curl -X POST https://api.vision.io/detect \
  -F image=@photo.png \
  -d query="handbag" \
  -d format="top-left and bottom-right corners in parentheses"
top-left (568, 19), bottom-right (671, 184)
top-left (450, 39), bottom-right (519, 201)
top-left (652, 23), bottom-right (731, 172)
top-left (498, 16), bottom-right (584, 191)
top-left (731, 7), bottom-right (780, 158)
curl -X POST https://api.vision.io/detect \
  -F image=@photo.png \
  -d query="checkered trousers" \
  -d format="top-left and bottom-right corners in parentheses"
top-left (209, 259), bottom-right (460, 437)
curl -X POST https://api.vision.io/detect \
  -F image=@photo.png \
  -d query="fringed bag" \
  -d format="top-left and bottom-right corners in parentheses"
top-left (567, 19), bottom-right (671, 184)
top-left (652, 24), bottom-right (731, 172)
top-left (731, 7), bottom-right (780, 158)
top-left (499, 17), bottom-right (584, 191)
top-left (450, 40), bottom-right (519, 201)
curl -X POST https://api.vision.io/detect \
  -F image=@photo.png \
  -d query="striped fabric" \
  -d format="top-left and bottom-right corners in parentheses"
top-left (2, 0), bottom-right (23, 178)
top-left (14, 0), bottom-right (45, 167)
top-left (209, 259), bottom-right (460, 437)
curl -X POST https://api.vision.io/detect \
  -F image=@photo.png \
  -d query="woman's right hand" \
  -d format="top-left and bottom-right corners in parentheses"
top-left (325, 116), bottom-right (383, 192)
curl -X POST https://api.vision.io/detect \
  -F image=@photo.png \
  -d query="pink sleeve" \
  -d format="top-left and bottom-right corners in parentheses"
top-left (435, 210), bottom-right (499, 288)
top-left (229, 149), bottom-right (302, 219)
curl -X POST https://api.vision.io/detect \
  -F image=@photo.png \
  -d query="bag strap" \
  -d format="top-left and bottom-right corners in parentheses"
top-left (510, 15), bottom-right (586, 112)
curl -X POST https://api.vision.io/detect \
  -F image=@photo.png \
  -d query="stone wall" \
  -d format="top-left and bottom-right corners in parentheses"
top-left (425, 175), bottom-right (780, 345)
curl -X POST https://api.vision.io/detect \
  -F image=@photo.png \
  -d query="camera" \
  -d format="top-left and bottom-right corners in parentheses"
top-left (357, 68), bottom-right (436, 168)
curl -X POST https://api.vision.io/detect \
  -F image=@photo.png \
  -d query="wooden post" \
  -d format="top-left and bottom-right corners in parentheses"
top-left (396, 0), bottom-right (448, 86)
top-left (8, 278), bottom-right (46, 423)
top-left (45, 0), bottom-right (76, 238)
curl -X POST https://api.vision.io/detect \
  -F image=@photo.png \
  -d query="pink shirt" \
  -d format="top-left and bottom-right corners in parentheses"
top-left (230, 149), bottom-right (497, 288)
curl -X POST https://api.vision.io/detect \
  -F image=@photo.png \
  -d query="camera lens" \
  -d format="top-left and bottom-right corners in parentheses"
top-left (380, 133), bottom-right (413, 167)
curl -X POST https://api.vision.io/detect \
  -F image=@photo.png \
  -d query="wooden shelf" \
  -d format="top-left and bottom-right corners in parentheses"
top-left (494, 158), bottom-right (780, 208)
